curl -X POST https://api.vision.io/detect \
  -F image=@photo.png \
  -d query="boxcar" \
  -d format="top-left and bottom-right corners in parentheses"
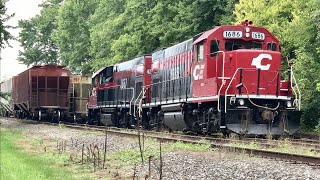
top-left (69, 75), bottom-right (91, 123)
top-left (0, 78), bottom-right (14, 117)
top-left (12, 65), bottom-right (71, 121)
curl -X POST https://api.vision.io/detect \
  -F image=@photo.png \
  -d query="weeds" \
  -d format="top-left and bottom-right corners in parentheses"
top-left (58, 122), bottom-right (65, 129)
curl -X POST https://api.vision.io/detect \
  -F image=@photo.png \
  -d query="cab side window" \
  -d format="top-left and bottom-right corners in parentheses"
top-left (210, 40), bottom-right (220, 57)
top-left (267, 43), bottom-right (277, 51)
top-left (197, 43), bottom-right (204, 62)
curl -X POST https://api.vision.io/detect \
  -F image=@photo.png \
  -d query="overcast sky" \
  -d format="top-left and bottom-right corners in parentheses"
top-left (0, 0), bottom-right (42, 81)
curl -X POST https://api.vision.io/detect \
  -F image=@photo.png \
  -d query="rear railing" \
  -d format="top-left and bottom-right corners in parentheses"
top-left (290, 66), bottom-right (301, 110)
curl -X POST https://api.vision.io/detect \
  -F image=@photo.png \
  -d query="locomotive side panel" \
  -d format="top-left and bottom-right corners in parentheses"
top-left (152, 39), bottom-right (193, 104)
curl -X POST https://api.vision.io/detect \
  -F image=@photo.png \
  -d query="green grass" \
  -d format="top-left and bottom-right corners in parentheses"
top-left (107, 137), bottom-right (213, 166)
top-left (0, 128), bottom-right (89, 180)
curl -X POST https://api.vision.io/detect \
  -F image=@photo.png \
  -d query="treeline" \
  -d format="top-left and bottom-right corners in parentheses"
top-left (18, 0), bottom-right (234, 74)
top-left (15, 0), bottom-right (320, 131)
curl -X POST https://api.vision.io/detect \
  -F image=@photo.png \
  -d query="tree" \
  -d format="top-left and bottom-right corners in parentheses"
top-left (0, 91), bottom-right (9, 100)
top-left (18, 0), bottom-right (61, 65)
top-left (89, 0), bottom-right (234, 70)
top-left (89, 0), bottom-right (127, 69)
top-left (0, 0), bottom-right (14, 49)
top-left (54, 0), bottom-right (99, 74)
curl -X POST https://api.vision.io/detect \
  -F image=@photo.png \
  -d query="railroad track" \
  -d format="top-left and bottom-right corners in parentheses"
top-left (17, 119), bottom-right (320, 166)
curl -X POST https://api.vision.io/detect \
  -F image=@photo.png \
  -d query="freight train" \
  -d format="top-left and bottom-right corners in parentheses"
top-left (0, 21), bottom-right (302, 136)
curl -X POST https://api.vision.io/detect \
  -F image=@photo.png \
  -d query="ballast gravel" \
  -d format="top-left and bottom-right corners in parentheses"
top-left (0, 118), bottom-right (136, 152)
top-left (136, 152), bottom-right (320, 180)
top-left (1, 118), bottom-right (320, 180)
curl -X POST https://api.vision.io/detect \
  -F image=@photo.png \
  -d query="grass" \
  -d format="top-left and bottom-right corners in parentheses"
top-left (107, 137), bottom-right (213, 166)
top-left (0, 128), bottom-right (91, 180)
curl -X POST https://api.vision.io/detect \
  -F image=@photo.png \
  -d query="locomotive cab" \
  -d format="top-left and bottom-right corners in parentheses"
top-left (87, 66), bottom-right (115, 125)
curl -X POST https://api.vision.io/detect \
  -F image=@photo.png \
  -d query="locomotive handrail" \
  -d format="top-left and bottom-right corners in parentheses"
top-left (138, 87), bottom-right (147, 118)
top-left (127, 87), bottom-right (135, 116)
top-left (221, 68), bottom-right (256, 112)
top-left (213, 51), bottom-right (226, 112)
top-left (142, 76), bottom-right (190, 105)
top-left (291, 66), bottom-right (301, 110)
top-left (134, 87), bottom-right (144, 117)
top-left (96, 84), bottom-right (135, 114)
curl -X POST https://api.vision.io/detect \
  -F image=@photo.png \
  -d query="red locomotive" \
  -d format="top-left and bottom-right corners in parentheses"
top-left (88, 20), bottom-right (302, 136)
top-left (12, 65), bottom-right (71, 121)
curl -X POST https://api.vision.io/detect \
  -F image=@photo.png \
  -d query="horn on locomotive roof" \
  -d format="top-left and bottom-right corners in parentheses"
top-left (238, 20), bottom-right (253, 26)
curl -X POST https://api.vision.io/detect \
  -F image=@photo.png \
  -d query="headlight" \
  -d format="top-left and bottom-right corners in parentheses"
top-left (238, 99), bottom-right (245, 106)
top-left (286, 101), bottom-right (292, 108)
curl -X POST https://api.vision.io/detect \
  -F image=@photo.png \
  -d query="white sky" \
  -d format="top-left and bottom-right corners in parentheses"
top-left (0, 0), bottom-right (42, 81)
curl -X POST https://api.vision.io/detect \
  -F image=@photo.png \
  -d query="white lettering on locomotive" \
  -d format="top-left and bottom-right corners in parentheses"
top-left (120, 79), bottom-right (127, 89)
top-left (170, 66), bottom-right (180, 80)
top-left (223, 31), bottom-right (243, 38)
top-left (251, 54), bottom-right (272, 70)
top-left (193, 64), bottom-right (204, 80)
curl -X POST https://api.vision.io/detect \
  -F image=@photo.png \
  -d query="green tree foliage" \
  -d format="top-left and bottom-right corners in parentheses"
top-left (54, 0), bottom-right (99, 74)
top-left (234, 0), bottom-right (320, 130)
top-left (18, 0), bottom-right (61, 65)
top-left (89, 0), bottom-right (234, 69)
top-left (18, 0), bottom-right (234, 72)
top-left (0, 0), bottom-right (14, 49)
top-left (0, 91), bottom-right (9, 100)
top-left (89, 0), bottom-right (127, 69)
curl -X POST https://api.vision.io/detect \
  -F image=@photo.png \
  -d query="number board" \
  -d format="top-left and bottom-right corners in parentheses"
top-left (252, 32), bottom-right (265, 40)
top-left (223, 31), bottom-right (243, 38)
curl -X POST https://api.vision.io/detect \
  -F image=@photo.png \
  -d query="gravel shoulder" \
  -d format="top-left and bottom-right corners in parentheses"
top-left (1, 118), bottom-right (320, 180)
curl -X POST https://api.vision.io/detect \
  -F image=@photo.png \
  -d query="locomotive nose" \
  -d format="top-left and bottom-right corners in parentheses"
top-left (234, 50), bottom-right (281, 71)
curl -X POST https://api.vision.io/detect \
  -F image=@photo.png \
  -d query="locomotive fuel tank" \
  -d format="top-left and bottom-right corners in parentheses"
top-left (161, 103), bottom-right (187, 131)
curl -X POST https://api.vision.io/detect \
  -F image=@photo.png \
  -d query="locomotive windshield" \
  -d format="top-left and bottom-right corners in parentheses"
top-left (225, 40), bottom-right (262, 51)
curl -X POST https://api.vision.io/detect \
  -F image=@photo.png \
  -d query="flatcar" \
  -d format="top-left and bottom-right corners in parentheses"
top-left (12, 65), bottom-right (71, 121)
top-left (88, 20), bottom-right (302, 136)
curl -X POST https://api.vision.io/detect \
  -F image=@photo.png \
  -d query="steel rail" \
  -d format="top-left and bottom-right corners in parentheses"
top-left (65, 123), bottom-right (320, 165)
top-left (18, 119), bottom-right (320, 166)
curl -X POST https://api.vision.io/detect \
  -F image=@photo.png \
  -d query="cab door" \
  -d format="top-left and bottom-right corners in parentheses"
top-left (191, 41), bottom-right (206, 97)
